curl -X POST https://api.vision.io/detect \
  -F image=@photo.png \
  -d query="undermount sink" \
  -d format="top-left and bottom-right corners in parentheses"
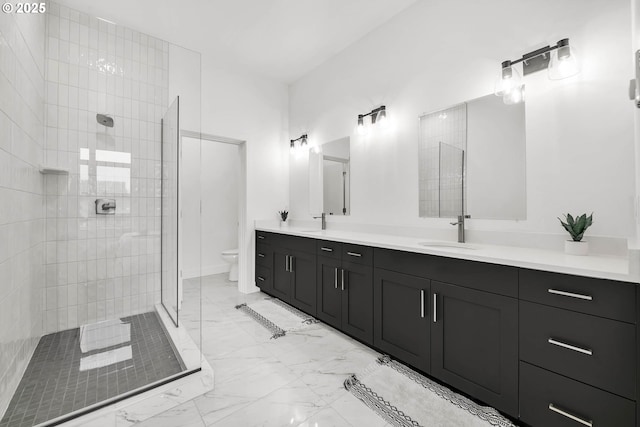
top-left (418, 241), bottom-right (478, 250)
top-left (297, 229), bottom-right (324, 234)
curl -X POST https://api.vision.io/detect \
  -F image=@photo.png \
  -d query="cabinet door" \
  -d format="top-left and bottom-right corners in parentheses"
top-left (431, 281), bottom-right (518, 418)
top-left (316, 256), bottom-right (343, 329)
top-left (374, 269), bottom-right (430, 373)
top-left (290, 250), bottom-right (317, 316)
top-left (342, 262), bottom-right (373, 345)
top-left (272, 249), bottom-right (291, 302)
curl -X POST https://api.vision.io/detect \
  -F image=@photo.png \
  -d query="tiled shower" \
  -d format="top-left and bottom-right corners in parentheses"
top-left (42, 2), bottom-right (169, 334)
top-left (0, 2), bottom-right (201, 425)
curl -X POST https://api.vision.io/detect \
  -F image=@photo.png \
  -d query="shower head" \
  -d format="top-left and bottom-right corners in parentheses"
top-left (96, 114), bottom-right (114, 127)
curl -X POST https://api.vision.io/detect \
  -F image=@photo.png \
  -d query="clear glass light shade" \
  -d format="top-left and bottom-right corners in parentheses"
top-left (548, 45), bottom-right (579, 80)
top-left (357, 115), bottom-right (367, 135)
top-left (494, 65), bottom-right (522, 97)
top-left (502, 84), bottom-right (525, 105)
top-left (376, 109), bottom-right (387, 127)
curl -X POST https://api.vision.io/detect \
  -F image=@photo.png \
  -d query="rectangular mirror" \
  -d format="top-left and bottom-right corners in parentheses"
top-left (308, 137), bottom-right (351, 216)
top-left (418, 94), bottom-right (526, 220)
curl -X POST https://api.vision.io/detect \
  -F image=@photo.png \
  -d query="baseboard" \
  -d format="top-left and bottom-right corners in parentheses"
top-left (183, 264), bottom-right (229, 279)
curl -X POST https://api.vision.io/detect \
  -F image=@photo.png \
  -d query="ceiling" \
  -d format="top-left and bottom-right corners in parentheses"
top-left (56, 0), bottom-right (418, 83)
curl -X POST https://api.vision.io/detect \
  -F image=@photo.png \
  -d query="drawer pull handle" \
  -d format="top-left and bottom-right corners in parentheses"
top-left (433, 293), bottom-right (437, 323)
top-left (548, 288), bottom-right (593, 301)
top-left (548, 403), bottom-right (592, 427)
top-left (257, 276), bottom-right (265, 282)
top-left (321, 247), bottom-right (333, 252)
top-left (548, 338), bottom-right (593, 356)
top-left (420, 290), bottom-right (425, 318)
top-left (257, 253), bottom-right (265, 258)
top-left (258, 235), bottom-right (265, 240)
top-left (347, 252), bottom-right (362, 257)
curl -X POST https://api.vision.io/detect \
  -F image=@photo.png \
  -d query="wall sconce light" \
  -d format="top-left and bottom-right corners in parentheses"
top-left (495, 38), bottom-right (579, 104)
top-left (290, 134), bottom-right (308, 150)
top-left (357, 105), bottom-right (387, 135)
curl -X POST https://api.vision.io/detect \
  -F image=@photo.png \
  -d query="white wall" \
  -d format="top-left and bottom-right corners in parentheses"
top-left (0, 7), bottom-right (45, 418)
top-left (182, 136), bottom-right (239, 278)
top-left (200, 57), bottom-right (289, 292)
top-left (289, 0), bottom-right (635, 241)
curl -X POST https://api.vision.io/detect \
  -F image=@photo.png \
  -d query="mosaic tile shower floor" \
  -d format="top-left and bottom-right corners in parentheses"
top-left (0, 312), bottom-right (184, 427)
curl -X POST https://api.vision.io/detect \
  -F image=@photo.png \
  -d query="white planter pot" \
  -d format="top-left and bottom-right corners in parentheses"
top-left (565, 240), bottom-right (589, 256)
top-left (280, 220), bottom-right (289, 228)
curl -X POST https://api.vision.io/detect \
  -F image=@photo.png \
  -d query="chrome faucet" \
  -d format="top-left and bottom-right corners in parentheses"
top-left (450, 215), bottom-right (471, 243)
top-left (313, 213), bottom-right (326, 230)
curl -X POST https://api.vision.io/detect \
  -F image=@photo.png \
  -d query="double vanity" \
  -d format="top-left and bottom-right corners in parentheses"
top-left (254, 226), bottom-right (639, 427)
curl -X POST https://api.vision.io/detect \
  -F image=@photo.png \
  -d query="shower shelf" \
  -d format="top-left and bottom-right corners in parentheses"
top-left (39, 165), bottom-right (69, 175)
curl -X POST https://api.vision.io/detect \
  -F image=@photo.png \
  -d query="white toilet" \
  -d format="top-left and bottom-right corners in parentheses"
top-left (221, 248), bottom-right (239, 282)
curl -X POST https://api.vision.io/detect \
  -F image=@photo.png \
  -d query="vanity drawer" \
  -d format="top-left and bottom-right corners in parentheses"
top-left (520, 361), bottom-right (635, 427)
top-left (374, 248), bottom-right (517, 297)
top-left (256, 230), bottom-right (272, 242)
top-left (316, 240), bottom-right (342, 259)
top-left (256, 243), bottom-right (272, 267)
top-left (255, 265), bottom-right (272, 292)
top-left (520, 301), bottom-right (636, 399)
top-left (342, 243), bottom-right (373, 265)
top-left (278, 234), bottom-right (316, 254)
top-left (519, 269), bottom-right (636, 323)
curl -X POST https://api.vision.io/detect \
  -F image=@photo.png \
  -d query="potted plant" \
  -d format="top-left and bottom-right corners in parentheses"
top-left (278, 210), bottom-right (289, 228)
top-left (558, 213), bottom-right (593, 255)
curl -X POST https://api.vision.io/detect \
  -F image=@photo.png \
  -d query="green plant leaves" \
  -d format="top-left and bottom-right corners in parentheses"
top-left (558, 213), bottom-right (593, 242)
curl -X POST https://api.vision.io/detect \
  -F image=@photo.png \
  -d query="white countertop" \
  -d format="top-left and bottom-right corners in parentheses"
top-left (256, 224), bottom-right (639, 284)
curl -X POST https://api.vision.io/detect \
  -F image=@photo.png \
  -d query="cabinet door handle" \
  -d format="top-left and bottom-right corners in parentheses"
top-left (548, 288), bottom-right (593, 301)
top-left (289, 256), bottom-right (294, 273)
top-left (257, 276), bottom-right (265, 282)
top-left (548, 403), bottom-right (592, 427)
top-left (321, 247), bottom-right (333, 252)
top-left (433, 293), bottom-right (437, 323)
top-left (285, 255), bottom-right (289, 272)
top-left (257, 235), bottom-right (265, 240)
top-left (346, 252), bottom-right (362, 257)
top-left (420, 290), bottom-right (425, 318)
top-left (548, 338), bottom-right (593, 356)
top-left (334, 267), bottom-right (338, 289)
top-left (341, 269), bottom-right (345, 291)
top-left (257, 253), bottom-right (265, 258)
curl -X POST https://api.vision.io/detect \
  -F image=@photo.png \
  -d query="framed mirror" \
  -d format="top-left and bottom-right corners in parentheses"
top-left (308, 137), bottom-right (350, 216)
top-left (418, 94), bottom-right (526, 220)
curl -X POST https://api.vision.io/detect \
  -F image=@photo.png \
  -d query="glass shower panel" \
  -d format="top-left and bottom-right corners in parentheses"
top-left (162, 97), bottom-right (180, 326)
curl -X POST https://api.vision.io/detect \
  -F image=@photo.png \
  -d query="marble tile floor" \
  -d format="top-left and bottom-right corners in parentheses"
top-left (137, 273), bottom-right (392, 427)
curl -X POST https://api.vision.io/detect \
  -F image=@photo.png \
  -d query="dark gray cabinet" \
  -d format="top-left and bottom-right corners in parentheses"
top-left (518, 270), bottom-right (638, 426)
top-left (255, 232), bottom-right (273, 294)
top-left (431, 281), bottom-right (518, 418)
top-left (317, 241), bottom-right (373, 344)
top-left (261, 232), bottom-right (317, 315)
top-left (520, 362), bottom-right (635, 427)
top-left (255, 230), bottom-right (639, 427)
top-left (373, 268), bottom-right (430, 373)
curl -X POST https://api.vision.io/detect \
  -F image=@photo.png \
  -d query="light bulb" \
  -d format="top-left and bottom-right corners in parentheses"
top-left (548, 39), bottom-right (579, 80)
top-left (377, 108), bottom-right (387, 127)
top-left (494, 61), bottom-right (522, 97)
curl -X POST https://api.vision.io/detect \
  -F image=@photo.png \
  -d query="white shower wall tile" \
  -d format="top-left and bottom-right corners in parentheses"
top-left (43, 1), bottom-right (169, 334)
top-left (0, 4), bottom-right (45, 420)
